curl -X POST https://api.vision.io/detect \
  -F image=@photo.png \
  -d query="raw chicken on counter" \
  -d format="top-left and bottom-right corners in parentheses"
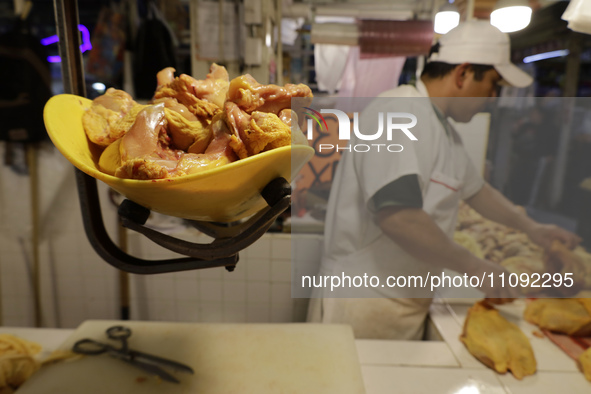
top-left (454, 202), bottom-right (591, 294)
top-left (460, 301), bottom-right (537, 380)
top-left (524, 298), bottom-right (591, 337)
top-left (0, 334), bottom-right (80, 393)
top-left (81, 64), bottom-right (313, 180)
top-left (454, 202), bottom-right (543, 264)
top-left (522, 298), bottom-right (591, 382)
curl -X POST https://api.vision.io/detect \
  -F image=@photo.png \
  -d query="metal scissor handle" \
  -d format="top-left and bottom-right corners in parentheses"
top-left (72, 338), bottom-right (113, 355)
top-left (73, 326), bottom-right (132, 355)
top-left (106, 326), bottom-right (131, 352)
top-left (106, 326), bottom-right (132, 340)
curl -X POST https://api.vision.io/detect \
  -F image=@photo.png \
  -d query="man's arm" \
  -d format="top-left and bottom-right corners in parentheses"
top-left (376, 206), bottom-right (519, 301)
top-left (465, 183), bottom-right (581, 249)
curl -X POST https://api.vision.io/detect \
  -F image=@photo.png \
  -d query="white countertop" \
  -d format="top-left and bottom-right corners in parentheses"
top-left (357, 299), bottom-right (591, 394)
top-left (3, 300), bottom-right (591, 394)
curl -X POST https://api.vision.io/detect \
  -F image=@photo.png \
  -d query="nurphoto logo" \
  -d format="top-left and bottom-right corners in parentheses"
top-left (304, 108), bottom-right (418, 153)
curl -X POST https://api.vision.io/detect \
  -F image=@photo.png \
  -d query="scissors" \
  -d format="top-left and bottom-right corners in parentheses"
top-left (72, 326), bottom-right (194, 383)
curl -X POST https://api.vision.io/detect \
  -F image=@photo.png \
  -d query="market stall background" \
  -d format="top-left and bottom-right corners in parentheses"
top-left (0, 0), bottom-right (589, 334)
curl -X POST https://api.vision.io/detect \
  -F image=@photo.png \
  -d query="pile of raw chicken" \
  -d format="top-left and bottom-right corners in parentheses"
top-left (456, 202), bottom-right (591, 382)
top-left (454, 201), bottom-right (591, 294)
top-left (82, 64), bottom-right (311, 180)
top-left (462, 298), bottom-right (591, 382)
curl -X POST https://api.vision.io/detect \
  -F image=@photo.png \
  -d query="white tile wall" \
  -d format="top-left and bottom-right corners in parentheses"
top-left (0, 142), bottom-right (324, 328)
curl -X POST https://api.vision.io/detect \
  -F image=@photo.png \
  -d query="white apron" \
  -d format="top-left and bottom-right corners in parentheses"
top-left (308, 81), bottom-right (485, 339)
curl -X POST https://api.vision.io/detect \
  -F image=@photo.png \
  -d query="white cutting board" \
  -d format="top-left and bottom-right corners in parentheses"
top-left (17, 320), bottom-right (366, 394)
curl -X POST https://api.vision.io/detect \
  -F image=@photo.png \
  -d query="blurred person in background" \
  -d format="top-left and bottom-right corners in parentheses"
top-left (307, 21), bottom-right (580, 340)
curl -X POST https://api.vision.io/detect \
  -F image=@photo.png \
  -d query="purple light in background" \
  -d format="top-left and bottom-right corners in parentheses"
top-left (42, 24), bottom-right (92, 63)
top-left (78, 25), bottom-right (92, 52)
top-left (40, 35), bottom-right (58, 46)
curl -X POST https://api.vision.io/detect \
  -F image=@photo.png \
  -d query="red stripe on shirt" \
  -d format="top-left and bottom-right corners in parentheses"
top-left (430, 178), bottom-right (458, 192)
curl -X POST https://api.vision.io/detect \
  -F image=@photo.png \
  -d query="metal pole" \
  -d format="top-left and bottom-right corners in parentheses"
top-left (276, 0), bottom-right (283, 85)
top-left (53, 0), bottom-right (86, 97)
top-left (26, 144), bottom-right (42, 327)
top-left (117, 219), bottom-right (130, 320)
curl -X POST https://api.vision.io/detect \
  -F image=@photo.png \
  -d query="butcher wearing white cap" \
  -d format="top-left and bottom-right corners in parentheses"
top-left (307, 21), bottom-right (579, 340)
top-left (429, 19), bottom-right (532, 88)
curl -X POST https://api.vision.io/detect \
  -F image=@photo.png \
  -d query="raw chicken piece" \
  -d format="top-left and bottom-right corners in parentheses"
top-left (115, 103), bottom-right (182, 180)
top-left (455, 202), bottom-right (544, 264)
top-left (175, 113), bottom-right (238, 176)
top-left (461, 301), bottom-right (536, 380)
top-left (579, 347), bottom-right (591, 382)
top-left (153, 98), bottom-right (212, 152)
top-left (153, 64), bottom-right (229, 118)
top-left (82, 88), bottom-right (138, 146)
top-left (227, 74), bottom-right (313, 114)
top-left (573, 246), bottom-right (591, 288)
top-left (225, 102), bottom-right (293, 159)
top-left (524, 299), bottom-right (591, 336)
top-left (153, 97), bottom-right (199, 122)
top-left (108, 104), bottom-right (147, 142)
top-left (164, 108), bottom-right (211, 152)
top-left (156, 67), bottom-right (176, 87)
top-left (153, 73), bottom-right (220, 119)
top-left (500, 256), bottom-right (546, 295)
top-left (453, 232), bottom-right (484, 259)
top-left (278, 109), bottom-right (309, 146)
top-left (191, 63), bottom-right (230, 108)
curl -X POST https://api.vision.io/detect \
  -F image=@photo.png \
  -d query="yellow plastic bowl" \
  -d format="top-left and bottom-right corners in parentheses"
top-left (43, 94), bottom-right (315, 222)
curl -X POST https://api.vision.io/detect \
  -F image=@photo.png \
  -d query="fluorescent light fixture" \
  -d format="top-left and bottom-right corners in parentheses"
top-left (434, 2), bottom-right (460, 34)
top-left (92, 82), bottom-right (106, 93)
top-left (523, 49), bottom-right (569, 63)
top-left (314, 5), bottom-right (413, 20)
top-left (491, 0), bottom-right (532, 33)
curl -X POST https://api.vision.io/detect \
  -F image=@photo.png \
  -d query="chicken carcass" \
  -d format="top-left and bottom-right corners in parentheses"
top-left (524, 298), bottom-right (591, 336)
top-left (461, 301), bottom-right (536, 380)
top-left (227, 74), bottom-right (313, 114)
top-left (579, 347), bottom-right (591, 382)
top-left (82, 88), bottom-right (139, 146)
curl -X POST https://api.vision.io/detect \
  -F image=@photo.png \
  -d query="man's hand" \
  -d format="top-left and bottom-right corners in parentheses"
top-left (466, 184), bottom-right (582, 250)
top-left (477, 260), bottom-right (521, 304)
top-left (526, 223), bottom-right (581, 250)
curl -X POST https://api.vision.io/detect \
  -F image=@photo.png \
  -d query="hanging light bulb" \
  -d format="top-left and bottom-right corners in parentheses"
top-left (491, 0), bottom-right (532, 33)
top-left (434, 1), bottom-right (460, 35)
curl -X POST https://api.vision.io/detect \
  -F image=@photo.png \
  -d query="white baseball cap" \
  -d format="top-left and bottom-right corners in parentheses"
top-left (428, 20), bottom-right (533, 88)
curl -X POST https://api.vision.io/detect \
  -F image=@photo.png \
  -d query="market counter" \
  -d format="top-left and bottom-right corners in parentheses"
top-left (4, 299), bottom-right (591, 393)
top-left (358, 299), bottom-right (590, 394)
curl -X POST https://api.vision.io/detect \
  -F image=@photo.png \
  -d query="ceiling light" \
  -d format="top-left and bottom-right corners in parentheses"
top-left (523, 49), bottom-right (569, 63)
top-left (491, 0), bottom-right (532, 33)
top-left (434, 2), bottom-right (460, 34)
